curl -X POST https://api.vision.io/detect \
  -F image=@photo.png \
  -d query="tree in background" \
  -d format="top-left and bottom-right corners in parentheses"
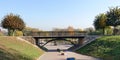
top-left (106, 7), bottom-right (120, 35)
top-left (23, 27), bottom-right (41, 36)
top-left (1, 13), bottom-right (25, 36)
top-left (84, 27), bottom-right (95, 33)
top-left (93, 13), bottom-right (107, 35)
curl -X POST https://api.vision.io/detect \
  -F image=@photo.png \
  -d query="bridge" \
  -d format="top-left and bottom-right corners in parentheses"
top-left (28, 31), bottom-right (87, 46)
top-left (25, 31), bottom-right (87, 50)
top-left (27, 31), bottom-right (87, 37)
top-left (22, 31), bottom-right (100, 51)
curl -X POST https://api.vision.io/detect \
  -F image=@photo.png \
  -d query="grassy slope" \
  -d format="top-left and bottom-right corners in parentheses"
top-left (0, 37), bottom-right (44, 60)
top-left (76, 36), bottom-right (120, 60)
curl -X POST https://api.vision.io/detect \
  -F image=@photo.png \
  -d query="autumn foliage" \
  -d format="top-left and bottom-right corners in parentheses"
top-left (1, 13), bottom-right (25, 36)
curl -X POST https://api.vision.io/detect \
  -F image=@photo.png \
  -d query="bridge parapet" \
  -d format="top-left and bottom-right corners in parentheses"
top-left (26, 31), bottom-right (87, 37)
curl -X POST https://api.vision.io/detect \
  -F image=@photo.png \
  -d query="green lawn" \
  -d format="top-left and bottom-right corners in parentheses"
top-left (76, 36), bottom-right (120, 60)
top-left (0, 37), bottom-right (44, 60)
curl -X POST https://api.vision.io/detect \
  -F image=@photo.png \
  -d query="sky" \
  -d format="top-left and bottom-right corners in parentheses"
top-left (0, 0), bottom-right (120, 31)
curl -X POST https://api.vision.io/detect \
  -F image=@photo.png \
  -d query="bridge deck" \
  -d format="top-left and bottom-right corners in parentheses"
top-left (33, 36), bottom-right (85, 39)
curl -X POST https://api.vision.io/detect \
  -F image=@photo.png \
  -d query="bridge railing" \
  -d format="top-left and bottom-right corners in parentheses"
top-left (25, 31), bottom-right (87, 37)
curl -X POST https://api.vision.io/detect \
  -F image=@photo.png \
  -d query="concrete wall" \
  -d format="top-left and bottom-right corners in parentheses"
top-left (20, 36), bottom-right (36, 45)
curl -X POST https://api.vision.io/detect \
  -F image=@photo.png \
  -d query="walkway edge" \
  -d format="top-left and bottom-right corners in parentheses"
top-left (37, 52), bottom-right (46, 60)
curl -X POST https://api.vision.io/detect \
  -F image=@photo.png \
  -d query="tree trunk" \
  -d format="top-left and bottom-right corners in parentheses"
top-left (113, 26), bottom-right (115, 35)
top-left (8, 28), bottom-right (13, 36)
top-left (103, 28), bottom-right (105, 35)
top-left (12, 29), bottom-right (16, 36)
top-left (8, 28), bottom-right (10, 36)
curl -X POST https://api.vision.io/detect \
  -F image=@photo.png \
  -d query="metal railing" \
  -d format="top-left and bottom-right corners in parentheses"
top-left (26, 31), bottom-right (87, 37)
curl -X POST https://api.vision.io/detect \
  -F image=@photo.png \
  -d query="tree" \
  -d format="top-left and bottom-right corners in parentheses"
top-left (23, 27), bottom-right (41, 36)
top-left (1, 13), bottom-right (25, 36)
top-left (84, 27), bottom-right (95, 33)
top-left (106, 6), bottom-right (120, 35)
top-left (93, 13), bottom-right (107, 35)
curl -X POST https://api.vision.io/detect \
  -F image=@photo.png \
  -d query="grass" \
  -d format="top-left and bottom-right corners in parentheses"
top-left (0, 36), bottom-right (44, 60)
top-left (76, 36), bottom-right (120, 60)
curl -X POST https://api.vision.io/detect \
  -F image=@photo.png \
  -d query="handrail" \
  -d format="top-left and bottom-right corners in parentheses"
top-left (26, 31), bottom-right (87, 37)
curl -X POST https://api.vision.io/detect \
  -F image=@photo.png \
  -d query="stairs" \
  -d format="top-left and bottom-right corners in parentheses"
top-left (67, 45), bottom-right (80, 51)
top-left (68, 35), bottom-right (101, 51)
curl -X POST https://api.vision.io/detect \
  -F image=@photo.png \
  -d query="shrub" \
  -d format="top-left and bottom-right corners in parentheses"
top-left (15, 30), bottom-right (23, 36)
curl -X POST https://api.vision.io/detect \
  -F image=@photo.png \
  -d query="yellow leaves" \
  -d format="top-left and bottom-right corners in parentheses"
top-left (1, 13), bottom-right (25, 30)
top-left (99, 14), bottom-right (107, 28)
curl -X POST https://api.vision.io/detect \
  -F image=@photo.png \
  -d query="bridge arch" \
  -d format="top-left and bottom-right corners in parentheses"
top-left (41, 38), bottom-right (76, 46)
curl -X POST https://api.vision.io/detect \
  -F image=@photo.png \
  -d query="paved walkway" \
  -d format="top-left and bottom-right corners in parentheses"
top-left (38, 36), bottom-right (101, 60)
top-left (39, 51), bottom-right (100, 60)
top-left (45, 44), bottom-right (73, 50)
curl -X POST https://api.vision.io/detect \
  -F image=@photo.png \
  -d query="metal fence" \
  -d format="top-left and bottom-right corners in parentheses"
top-left (26, 31), bottom-right (87, 37)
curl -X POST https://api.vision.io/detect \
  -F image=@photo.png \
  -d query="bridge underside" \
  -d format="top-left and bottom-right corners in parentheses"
top-left (33, 36), bottom-right (85, 47)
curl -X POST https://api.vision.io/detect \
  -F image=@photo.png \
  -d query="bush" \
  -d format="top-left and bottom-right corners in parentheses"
top-left (15, 30), bottom-right (23, 36)
top-left (88, 30), bottom-right (103, 35)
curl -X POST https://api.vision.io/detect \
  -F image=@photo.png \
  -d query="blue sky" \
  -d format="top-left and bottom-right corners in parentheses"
top-left (0, 0), bottom-right (120, 30)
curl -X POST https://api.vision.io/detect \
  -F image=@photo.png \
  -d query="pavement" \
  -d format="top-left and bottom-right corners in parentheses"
top-left (39, 51), bottom-right (100, 60)
top-left (39, 36), bottom-right (101, 60)
top-left (38, 43), bottom-right (100, 60)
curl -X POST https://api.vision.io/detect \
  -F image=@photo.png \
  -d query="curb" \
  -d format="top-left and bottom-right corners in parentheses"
top-left (37, 52), bottom-right (46, 60)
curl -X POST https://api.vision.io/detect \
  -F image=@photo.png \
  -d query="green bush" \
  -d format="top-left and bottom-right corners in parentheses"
top-left (15, 30), bottom-right (23, 36)
top-left (88, 30), bottom-right (103, 35)
top-left (105, 28), bottom-right (113, 35)
top-left (7, 30), bottom-right (23, 36)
